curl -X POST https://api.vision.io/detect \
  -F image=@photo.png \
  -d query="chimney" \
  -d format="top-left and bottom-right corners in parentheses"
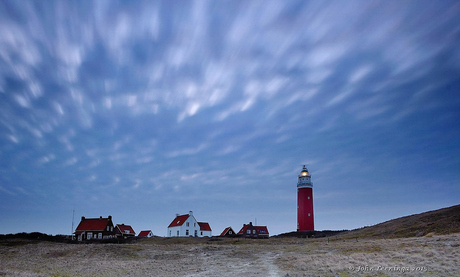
top-left (176, 213), bottom-right (179, 217)
top-left (249, 222), bottom-right (253, 226)
top-left (100, 216), bottom-right (102, 220)
top-left (81, 216), bottom-right (85, 221)
top-left (189, 211), bottom-right (193, 215)
top-left (108, 215), bottom-right (112, 220)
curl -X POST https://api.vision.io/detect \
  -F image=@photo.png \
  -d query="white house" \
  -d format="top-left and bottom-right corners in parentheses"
top-left (138, 230), bottom-right (154, 238)
top-left (167, 211), bottom-right (212, 237)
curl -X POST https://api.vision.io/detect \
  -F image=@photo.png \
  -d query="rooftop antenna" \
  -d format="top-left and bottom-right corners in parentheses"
top-left (71, 208), bottom-right (75, 235)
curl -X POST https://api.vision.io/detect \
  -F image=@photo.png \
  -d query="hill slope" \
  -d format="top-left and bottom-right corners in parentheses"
top-left (343, 204), bottom-right (460, 239)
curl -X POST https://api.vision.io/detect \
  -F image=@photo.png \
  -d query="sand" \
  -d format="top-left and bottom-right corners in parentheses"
top-left (1, 233), bottom-right (459, 276)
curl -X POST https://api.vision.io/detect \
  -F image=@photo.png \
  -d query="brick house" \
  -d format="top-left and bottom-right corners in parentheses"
top-left (237, 222), bottom-right (269, 238)
top-left (115, 224), bottom-right (136, 238)
top-left (74, 215), bottom-right (116, 241)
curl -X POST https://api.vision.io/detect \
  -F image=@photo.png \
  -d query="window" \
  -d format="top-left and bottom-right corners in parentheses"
top-left (308, 213), bottom-right (311, 217)
top-left (186, 230), bottom-right (189, 236)
top-left (98, 233), bottom-right (102, 239)
top-left (177, 230), bottom-right (179, 236)
top-left (169, 231), bottom-right (171, 237)
top-left (247, 230), bottom-right (251, 234)
top-left (307, 196), bottom-right (310, 200)
top-left (253, 230), bottom-right (256, 234)
top-left (111, 226), bottom-right (113, 231)
top-left (194, 223), bottom-right (196, 227)
top-left (186, 222), bottom-right (189, 227)
top-left (107, 226), bottom-right (109, 231)
top-left (194, 230), bottom-right (198, 237)
top-left (87, 232), bottom-right (93, 240)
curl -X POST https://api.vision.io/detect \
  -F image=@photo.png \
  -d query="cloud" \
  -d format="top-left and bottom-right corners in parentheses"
top-left (349, 65), bottom-right (373, 84)
top-left (165, 143), bottom-right (208, 158)
top-left (327, 88), bottom-right (355, 107)
top-left (0, 0), bottom-right (459, 235)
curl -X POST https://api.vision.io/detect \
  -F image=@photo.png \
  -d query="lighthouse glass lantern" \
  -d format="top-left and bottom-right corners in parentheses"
top-left (297, 165), bottom-right (314, 231)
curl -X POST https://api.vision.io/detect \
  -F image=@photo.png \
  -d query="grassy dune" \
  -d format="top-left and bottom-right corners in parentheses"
top-left (2, 205), bottom-right (459, 276)
top-left (340, 204), bottom-right (460, 239)
top-left (1, 234), bottom-right (459, 276)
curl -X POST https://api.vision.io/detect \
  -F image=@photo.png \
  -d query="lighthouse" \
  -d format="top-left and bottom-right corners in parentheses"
top-left (297, 165), bottom-right (314, 231)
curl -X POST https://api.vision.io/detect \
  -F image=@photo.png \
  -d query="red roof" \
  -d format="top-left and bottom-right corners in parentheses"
top-left (220, 227), bottom-right (231, 236)
top-left (220, 227), bottom-right (235, 236)
top-left (237, 223), bottom-right (269, 235)
top-left (255, 226), bottom-right (269, 235)
top-left (237, 224), bottom-right (251, 235)
top-left (198, 222), bottom-right (212, 231)
top-left (168, 214), bottom-right (190, 227)
top-left (115, 224), bottom-right (135, 235)
top-left (75, 217), bottom-right (111, 232)
top-left (138, 230), bottom-right (153, 237)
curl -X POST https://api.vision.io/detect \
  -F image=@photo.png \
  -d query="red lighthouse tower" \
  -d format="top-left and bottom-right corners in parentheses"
top-left (297, 165), bottom-right (314, 231)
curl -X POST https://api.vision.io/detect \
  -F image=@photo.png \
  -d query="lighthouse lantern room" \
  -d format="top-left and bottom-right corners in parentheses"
top-left (297, 165), bottom-right (314, 231)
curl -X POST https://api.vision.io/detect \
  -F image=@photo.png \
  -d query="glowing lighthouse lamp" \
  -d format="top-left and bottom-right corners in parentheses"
top-left (297, 165), bottom-right (314, 231)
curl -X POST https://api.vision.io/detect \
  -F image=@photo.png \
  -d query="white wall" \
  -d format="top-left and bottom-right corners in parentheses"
top-left (167, 214), bottom-right (212, 237)
top-left (200, 230), bottom-right (212, 237)
top-left (167, 226), bottom-right (181, 237)
top-left (167, 215), bottom-right (200, 237)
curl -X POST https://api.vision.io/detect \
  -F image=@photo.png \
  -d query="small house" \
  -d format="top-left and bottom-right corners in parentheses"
top-left (115, 224), bottom-right (136, 238)
top-left (74, 215), bottom-right (116, 241)
top-left (138, 230), bottom-right (154, 238)
top-left (237, 222), bottom-right (269, 238)
top-left (198, 222), bottom-right (212, 237)
top-left (220, 226), bottom-right (237, 237)
top-left (167, 211), bottom-right (212, 237)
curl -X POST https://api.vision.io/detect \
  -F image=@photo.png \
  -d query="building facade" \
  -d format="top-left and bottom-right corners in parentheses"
top-left (138, 230), bottom-right (154, 238)
top-left (237, 222), bottom-right (269, 238)
top-left (115, 224), bottom-right (136, 238)
top-left (74, 215), bottom-right (116, 240)
top-left (167, 211), bottom-right (212, 237)
top-left (220, 226), bottom-right (237, 237)
top-left (297, 165), bottom-right (314, 231)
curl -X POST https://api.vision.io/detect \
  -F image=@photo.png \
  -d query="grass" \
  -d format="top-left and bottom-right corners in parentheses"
top-left (1, 204), bottom-right (459, 276)
top-left (339, 204), bottom-right (460, 239)
top-left (1, 233), bottom-right (459, 276)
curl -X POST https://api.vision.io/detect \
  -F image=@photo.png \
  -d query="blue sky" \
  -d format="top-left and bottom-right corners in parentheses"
top-left (0, 0), bottom-right (459, 236)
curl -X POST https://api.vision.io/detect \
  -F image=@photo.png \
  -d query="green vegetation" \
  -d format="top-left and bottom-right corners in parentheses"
top-left (339, 204), bottom-right (460, 239)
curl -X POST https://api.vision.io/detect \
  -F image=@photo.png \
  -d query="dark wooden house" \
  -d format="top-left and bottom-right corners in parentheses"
top-left (74, 215), bottom-right (116, 241)
top-left (115, 224), bottom-right (136, 238)
top-left (237, 222), bottom-right (269, 238)
top-left (220, 226), bottom-right (237, 237)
